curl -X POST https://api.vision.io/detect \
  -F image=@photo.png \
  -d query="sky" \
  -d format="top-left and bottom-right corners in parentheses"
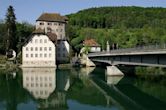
top-left (0, 0), bottom-right (166, 24)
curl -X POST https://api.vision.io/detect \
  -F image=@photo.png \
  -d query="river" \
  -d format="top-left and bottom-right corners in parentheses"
top-left (0, 67), bottom-right (165, 110)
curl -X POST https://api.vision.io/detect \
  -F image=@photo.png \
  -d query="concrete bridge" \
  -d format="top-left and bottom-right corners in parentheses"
top-left (88, 44), bottom-right (166, 75)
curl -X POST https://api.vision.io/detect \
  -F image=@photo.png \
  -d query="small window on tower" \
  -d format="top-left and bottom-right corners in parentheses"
top-left (40, 22), bottom-right (44, 25)
top-left (48, 22), bottom-right (52, 25)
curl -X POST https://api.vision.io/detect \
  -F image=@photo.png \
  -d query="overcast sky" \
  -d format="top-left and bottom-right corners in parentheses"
top-left (0, 0), bottom-right (166, 24)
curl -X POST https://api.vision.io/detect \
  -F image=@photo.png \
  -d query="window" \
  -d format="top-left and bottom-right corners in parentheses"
top-left (45, 77), bottom-right (47, 81)
top-left (48, 22), bottom-right (52, 25)
top-left (54, 23), bottom-right (57, 25)
top-left (58, 48), bottom-right (60, 51)
top-left (59, 23), bottom-right (61, 26)
top-left (35, 39), bottom-right (38, 43)
top-left (35, 47), bottom-right (38, 51)
top-left (49, 53), bottom-right (51, 57)
top-left (31, 77), bottom-right (34, 81)
top-left (26, 54), bottom-right (28, 57)
top-left (57, 53), bottom-right (60, 57)
top-left (44, 47), bottom-right (47, 51)
top-left (63, 53), bottom-right (65, 57)
top-left (40, 39), bottom-right (42, 43)
top-left (60, 29), bottom-right (63, 32)
top-left (63, 47), bottom-right (65, 51)
top-left (40, 47), bottom-right (42, 51)
top-left (31, 47), bottom-right (33, 51)
top-left (35, 54), bottom-right (38, 57)
top-left (26, 77), bottom-right (29, 81)
top-left (40, 53), bottom-right (42, 57)
top-left (31, 54), bottom-right (33, 57)
top-left (49, 47), bottom-right (52, 51)
top-left (26, 47), bottom-right (28, 51)
top-left (56, 29), bottom-right (58, 32)
top-left (49, 83), bottom-right (52, 87)
top-left (44, 53), bottom-right (47, 57)
top-left (40, 22), bottom-right (44, 25)
top-left (40, 77), bottom-right (42, 81)
top-left (44, 39), bottom-right (47, 43)
top-left (47, 28), bottom-right (52, 33)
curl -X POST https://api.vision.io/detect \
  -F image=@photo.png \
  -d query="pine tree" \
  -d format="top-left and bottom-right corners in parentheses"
top-left (5, 5), bottom-right (17, 52)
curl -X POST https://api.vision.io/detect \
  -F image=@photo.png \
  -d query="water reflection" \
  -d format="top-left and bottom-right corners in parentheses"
top-left (106, 76), bottom-right (124, 85)
top-left (0, 67), bottom-right (166, 110)
top-left (22, 68), bottom-right (70, 109)
top-left (22, 68), bottom-right (56, 99)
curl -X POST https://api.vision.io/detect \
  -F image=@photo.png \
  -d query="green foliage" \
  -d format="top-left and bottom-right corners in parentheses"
top-left (67, 6), bottom-right (166, 29)
top-left (0, 6), bottom-right (34, 55)
top-left (16, 22), bottom-right (34, 52)
top-left (5, 5), bottom-right (17, 52)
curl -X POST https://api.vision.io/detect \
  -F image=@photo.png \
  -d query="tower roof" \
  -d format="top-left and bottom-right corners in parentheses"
top-left (36, 13), bottom-right (68, 23)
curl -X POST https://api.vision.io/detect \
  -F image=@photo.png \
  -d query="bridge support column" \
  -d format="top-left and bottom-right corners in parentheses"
top-left (106, 66), bottom-right (124, 76)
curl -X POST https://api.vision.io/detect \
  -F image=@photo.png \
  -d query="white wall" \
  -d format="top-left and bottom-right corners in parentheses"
top-left (90, 47), bottom-right (101, 52)
top-left (22, 34), bottom-right (56, 67)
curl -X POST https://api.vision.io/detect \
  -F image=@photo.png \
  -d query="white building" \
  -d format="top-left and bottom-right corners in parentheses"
top-left (36, 13), bottom-right (70, 63)
top-left (83, 39), bottom-right (101, 53)
top-left (22, 28), bottom-right (57, 67)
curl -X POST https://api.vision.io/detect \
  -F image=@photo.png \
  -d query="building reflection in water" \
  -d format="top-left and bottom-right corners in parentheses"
top-left (22, 68), bottom-right (70, 109)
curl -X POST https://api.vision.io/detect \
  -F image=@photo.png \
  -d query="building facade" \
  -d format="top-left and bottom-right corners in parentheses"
top-left (36, 13), bottom-right (70, 63)
top-left (22, 29), bottom-right (57, 67)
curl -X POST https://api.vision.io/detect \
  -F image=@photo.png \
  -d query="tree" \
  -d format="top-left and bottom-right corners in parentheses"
top-left (5, 5), bottom-right (17, 52)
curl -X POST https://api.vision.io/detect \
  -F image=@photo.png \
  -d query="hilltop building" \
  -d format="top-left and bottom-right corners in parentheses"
top-left (36, 13), bottom-right (70, 63)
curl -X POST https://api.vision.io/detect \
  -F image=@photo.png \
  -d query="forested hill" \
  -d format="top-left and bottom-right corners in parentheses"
top-left (66, 7), bottom-right (166, 53)
top-left (67, 6), bottom-right (166, 28)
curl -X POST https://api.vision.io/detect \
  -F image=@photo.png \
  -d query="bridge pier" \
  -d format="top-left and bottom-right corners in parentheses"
top-left (106, 66), bottom-right (124, 76)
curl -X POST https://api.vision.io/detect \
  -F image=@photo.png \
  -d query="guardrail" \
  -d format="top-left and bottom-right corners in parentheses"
top-left (88, 44), bottom-right (166, 56)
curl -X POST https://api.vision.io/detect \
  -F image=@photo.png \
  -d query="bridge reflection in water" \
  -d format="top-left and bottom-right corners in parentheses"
top-left (90, 71), bottom-right (166, 110)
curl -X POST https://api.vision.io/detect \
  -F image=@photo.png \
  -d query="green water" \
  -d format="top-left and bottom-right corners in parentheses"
top-left (0, 67), bottom-right (166, 110)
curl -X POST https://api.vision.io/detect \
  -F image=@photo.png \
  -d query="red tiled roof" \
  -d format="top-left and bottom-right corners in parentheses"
top-left (83, 39), bottom-right (100, 47)
top-left (36, 13), bottom-right (68, 23)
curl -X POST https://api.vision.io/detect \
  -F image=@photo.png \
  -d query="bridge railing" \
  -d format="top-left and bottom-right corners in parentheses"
top-left (88, 43), bottom-right (166, 56)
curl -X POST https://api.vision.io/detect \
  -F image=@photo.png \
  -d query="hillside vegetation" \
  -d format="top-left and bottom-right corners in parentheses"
top-left (66, 7), bottom-right (166, 53)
